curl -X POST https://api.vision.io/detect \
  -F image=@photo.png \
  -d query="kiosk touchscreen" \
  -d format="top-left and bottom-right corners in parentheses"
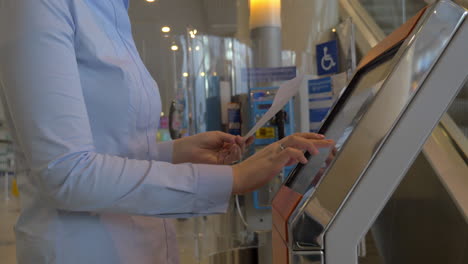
top-left (271, 1), bottom-right (468, 264)
top-left (285, 45), bottom-right (398, 195)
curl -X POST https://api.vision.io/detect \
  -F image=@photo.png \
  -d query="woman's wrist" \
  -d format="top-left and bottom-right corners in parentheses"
top-left (172, 137), bottom-right (189, 164)
top-left (231, 164), bottom-right (243, 195)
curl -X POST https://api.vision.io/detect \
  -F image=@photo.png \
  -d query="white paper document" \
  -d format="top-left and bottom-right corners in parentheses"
top-left (244, 74), bottom-right (304, 139)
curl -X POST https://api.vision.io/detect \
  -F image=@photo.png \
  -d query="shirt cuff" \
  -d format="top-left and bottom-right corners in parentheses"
top-left (150, 141), bottom-right (173, 163)
top-left (193, 164), bottom-right (233, 214)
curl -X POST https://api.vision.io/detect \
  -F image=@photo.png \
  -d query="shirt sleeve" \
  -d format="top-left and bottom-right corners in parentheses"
top-left (0, 0), bottom-right (232, 216)
top-left (151, 141), bottom-right (174, 163)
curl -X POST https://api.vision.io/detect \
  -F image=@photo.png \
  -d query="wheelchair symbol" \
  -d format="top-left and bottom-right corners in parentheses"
top-left (321, 47), bottom-right (336, 71)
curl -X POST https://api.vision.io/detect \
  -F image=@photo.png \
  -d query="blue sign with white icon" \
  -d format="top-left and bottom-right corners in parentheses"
top-left (316, 40), bottom-right (339, 76)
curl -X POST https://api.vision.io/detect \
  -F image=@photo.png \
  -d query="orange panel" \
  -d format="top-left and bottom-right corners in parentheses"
top-left (272, 225), bottom-right (289, 264)
top-left (272, 205), bottom-right (284, 237)
top-left (357, 6), bottom-right (428, 71)
top-left (272, 186), bottom-right (303, 242)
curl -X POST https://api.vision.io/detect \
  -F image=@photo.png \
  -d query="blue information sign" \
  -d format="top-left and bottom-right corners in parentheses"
top-left (308, 76), bottom-right (334, 132)
top-left (308, 77), bottom-right (332, 94)
top-left (316, 40), bottom-right (339, 76)
top-left (242, 66), bottom-right (296, 83)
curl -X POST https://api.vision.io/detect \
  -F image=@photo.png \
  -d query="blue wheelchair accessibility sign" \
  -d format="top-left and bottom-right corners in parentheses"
top-left (316, 40), bottom-right (339, 76)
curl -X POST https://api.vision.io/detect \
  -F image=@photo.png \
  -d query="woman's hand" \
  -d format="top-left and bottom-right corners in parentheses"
top-left (172, 131), bottom-right (253, 165)
top-left (231, 133), bottom-right (334, 194)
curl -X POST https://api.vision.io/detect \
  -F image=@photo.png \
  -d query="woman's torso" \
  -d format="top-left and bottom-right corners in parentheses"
top-left (9, 0), bottom-right (178, 263)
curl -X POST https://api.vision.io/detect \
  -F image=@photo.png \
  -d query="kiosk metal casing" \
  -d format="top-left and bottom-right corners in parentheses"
top-left (272, 1), bottom-right (468, 263)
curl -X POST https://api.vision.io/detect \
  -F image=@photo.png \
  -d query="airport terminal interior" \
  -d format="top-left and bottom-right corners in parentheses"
top-left (0, 0), bottom-right (467, 263)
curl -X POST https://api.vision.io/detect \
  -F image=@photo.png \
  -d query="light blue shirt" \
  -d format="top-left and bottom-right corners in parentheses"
top-left (0, 0), bottom-right (232, 263)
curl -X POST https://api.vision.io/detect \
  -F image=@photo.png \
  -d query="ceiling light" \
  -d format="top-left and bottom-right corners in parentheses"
top-left (146, 0), bottom-right (155, 2)
top-left (183, 72), bottom-right (189, 77)
top-left (195, 46), bottom-right (200, 51)
top-left (200, 72), bottom-right (206, 77)
top-left (171, 45), bottom-right (178, 51)
top-left (161, 26), bottom-right (171, 33)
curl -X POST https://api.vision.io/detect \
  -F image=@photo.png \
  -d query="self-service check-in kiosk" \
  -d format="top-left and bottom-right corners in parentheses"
top-left (272, 1), bottom-right (468, 264)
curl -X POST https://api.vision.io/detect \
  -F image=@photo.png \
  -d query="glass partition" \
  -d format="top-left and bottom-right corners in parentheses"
top-left (447, 85), bottom-right (468, 138)
top-left (358, 0), bottom-right (468, 139)
top-left (358, 0), bottom-right (427, 34)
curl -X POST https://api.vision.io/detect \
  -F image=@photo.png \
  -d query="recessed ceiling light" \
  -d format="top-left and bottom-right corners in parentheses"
top-left (161, 26), bottom-right (171, 33)
top-left (171, 45), bottom-right (179, 51)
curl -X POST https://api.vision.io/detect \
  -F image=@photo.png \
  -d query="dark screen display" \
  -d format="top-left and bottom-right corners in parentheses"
top-left (285, 47), bottom-right (399, 194)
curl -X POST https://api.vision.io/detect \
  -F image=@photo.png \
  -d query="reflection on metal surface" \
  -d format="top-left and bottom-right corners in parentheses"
top-left (290, 197), bottom-right (332, 249)
top-left (291, 251), bottom-right (323, 264)
top-left (282, 0), bottom-right (467, 254)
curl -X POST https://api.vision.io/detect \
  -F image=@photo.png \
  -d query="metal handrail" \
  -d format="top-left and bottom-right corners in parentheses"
top-left (440, 114), bottom-right (468, 160)
top-left (424, 125), bottom-right (468, 222)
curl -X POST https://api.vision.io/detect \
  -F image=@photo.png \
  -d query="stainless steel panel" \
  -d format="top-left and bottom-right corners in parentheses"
top-left (286, 0), bottom-right (467, 250)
